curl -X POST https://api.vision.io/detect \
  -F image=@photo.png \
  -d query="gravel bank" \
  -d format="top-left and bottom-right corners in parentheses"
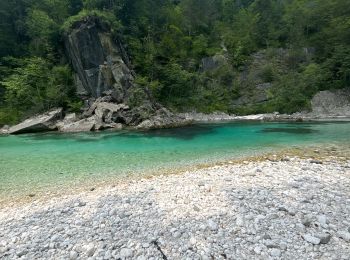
top-left (1, 156), bottom-right (350, 259)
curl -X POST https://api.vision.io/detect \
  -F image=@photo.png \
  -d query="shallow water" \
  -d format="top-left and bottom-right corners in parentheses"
top-left (1, 121), bottom-right (350, 200)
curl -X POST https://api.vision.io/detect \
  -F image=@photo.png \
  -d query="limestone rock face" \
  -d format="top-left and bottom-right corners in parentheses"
top-left (63, 16), bottom-right (186, 131)
top-left (8, 108), bottom-right (63, 134)
top-left (64, 16), bottom-right (143, 104)
top-left (310, 88), bottom-right (350, 117)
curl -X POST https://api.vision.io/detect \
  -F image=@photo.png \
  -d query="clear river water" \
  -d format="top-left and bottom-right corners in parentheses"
top-left (1, 121), bottom-right (350, 202)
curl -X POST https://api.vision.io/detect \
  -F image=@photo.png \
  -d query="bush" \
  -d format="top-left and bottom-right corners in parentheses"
top-left (61, 9), bottom-right (121, 33)
top-left (0, 107), bottom-right (20, 126)
top-left (1, 57), bottom-right (75, 117)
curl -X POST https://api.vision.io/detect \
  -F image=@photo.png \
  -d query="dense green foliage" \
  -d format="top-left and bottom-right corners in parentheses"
top-left (0, 0), bottom-right (349, 124)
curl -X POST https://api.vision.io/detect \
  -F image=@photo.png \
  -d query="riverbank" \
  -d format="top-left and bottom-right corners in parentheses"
top-left (1, 148), bottom-right (349, 259)
top-left (177, 111), bottom-right (350, 123)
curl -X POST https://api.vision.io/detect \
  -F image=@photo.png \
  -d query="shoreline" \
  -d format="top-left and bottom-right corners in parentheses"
top-left (0, 147), bottom-right (350, 259)
top-left (0, 147), bottom-right (349, 259)
top-left (1, 144), bottom-right (349, 208)
top-left (177, 112), bottom-right (350, 123)
top-left (2, 112), bottom-right (350, 135)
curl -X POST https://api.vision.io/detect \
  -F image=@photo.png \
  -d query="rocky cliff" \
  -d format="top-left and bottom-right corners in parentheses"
top-left (309, 88), bottom-right (350, 118)
top-left (62, 16), bottom-right (186, 132)
top-left (64, 17), bottom-right (135, 100)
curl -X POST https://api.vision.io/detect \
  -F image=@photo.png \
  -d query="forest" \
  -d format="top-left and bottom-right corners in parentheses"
top-left (0, 0), bottom-right (349, 125)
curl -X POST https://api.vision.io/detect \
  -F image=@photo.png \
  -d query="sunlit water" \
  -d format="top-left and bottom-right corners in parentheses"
top-left (1, 121), bottom-right (350, 201)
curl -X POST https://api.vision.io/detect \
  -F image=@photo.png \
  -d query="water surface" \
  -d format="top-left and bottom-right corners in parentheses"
top-left (1, 121), bottom-right (350, 201)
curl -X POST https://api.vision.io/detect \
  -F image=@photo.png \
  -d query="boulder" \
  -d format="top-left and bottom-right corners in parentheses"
top-left (136, 110), bottom-right (190, 130)
top-left (8, 108), bottom-right (63, 134)
top-left (310, 88), bottom-right (350, 117)
top-left (60, 116), bottom-right (98, 133)
top-left (94, 102), bottom-right (129, 123)
top-left (0, 125), bottom-right (9, 134)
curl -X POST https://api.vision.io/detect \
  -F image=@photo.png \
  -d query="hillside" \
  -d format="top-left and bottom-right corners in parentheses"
top-left (0, 0), bottom-right (349, 126)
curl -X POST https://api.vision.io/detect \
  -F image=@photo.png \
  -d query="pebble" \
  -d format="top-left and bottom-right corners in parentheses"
top-left (270, 248), bottom-right (281, 257)
top-left (84, 243), bottom-right (96, 257)
top-left (120, 248), bottom-right (133, 259)
top-left (337, 231), bottom-right (350, 242)
top-left (303, 234), bottom-right (321, 245)
top-left (207, 220), bottom-right (218, 231)
top-left (317, 215), bottom-right (328, 226)
top-left (69, 251), bottom-right (78, 260)
top-left (318, 233), bottom-right (331, 244)
top-left (1, 157), bottom-right (350, 259)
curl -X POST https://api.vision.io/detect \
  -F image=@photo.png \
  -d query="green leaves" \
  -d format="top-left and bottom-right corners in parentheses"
top-left (1, 57), bottom-right (74, 118)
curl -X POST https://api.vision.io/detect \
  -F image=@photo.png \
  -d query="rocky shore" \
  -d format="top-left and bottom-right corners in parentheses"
top-left (1, 152), bottom-right (349, 259)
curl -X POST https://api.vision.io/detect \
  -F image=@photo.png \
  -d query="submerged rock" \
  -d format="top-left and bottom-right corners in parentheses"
top-left (8, 108), bottom-right (63, 134)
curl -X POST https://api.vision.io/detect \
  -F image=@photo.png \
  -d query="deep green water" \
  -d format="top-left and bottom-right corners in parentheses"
top-left (1, 121), bottom-right (350, 201)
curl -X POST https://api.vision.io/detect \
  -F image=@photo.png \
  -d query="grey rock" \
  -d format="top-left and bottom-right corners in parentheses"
top-left (207, 220), bottom-right (218, 231)
top-left (17, 249), bottom-right (28, 257)
top-left (311, 88), bottom-right (350, 117)
top-left (0, 125), bottom-right (9, 134)
top-left (64, 16), bottom-right (188, 131)
top-left (303, 234), bottom-right (321, 245)
top-left (337, 231), bottom-right (350, 242)
top-left (270, 248), bottom-right (281, 257)
top-left (310, 159), bottom-right (323, 164)
top-left (265, 240), bottom-right (279, 249)
top-left (60, 115), bottom-right (98, 132)
top-left (302, 215), bottom-right (313, 227)
top-left (317, 233), bottom-right (331, 244)
top-left (317, 215), bottom-right (328, 226)
top-left (8, 108), bottom-right (63, 134)
top-left (69, 251), bottom-right (78, 260)
top-left (64, 17), bottom-right (134, 98)
top-left (84, 243), bottom-right (96, 257)
top-left (120, 248), bottom-right (133, 259)
top-left (236, 215), bottom-right (245, 226)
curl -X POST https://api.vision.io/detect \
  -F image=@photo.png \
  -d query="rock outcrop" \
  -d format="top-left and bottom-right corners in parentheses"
top-left (8, 108), bottom-right (63, 134)
top-left (310, 88), bottom-right (350, 117)
top-left (64, 17), bottom-right (135, 100)
top-left (62, 16), bottom-right (187, 131)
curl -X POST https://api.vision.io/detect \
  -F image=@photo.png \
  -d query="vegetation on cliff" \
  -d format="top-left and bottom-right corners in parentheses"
top-left (0, 0), bottom-right (349, 125)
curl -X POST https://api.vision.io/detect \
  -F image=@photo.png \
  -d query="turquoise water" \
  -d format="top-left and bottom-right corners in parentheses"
top-left (1, 121), bottom-right (350, 201)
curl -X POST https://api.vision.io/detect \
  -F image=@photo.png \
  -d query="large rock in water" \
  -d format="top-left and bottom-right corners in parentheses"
top-left (8, 108), bottom-right (63, 134)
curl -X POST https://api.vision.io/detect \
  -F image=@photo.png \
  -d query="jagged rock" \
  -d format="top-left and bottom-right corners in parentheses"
top-left (64, 113), bottom-right (77, 123)
top-left (0, 125), bottom-right (9, 134)
top-left (61, 16), bottom-right (191, 132)
top-left (310, 88), bottom-right (350, 117)
top-left (94, 102), bottom-right (129, 123)
top-left (8, 108), bottom-right (63, 134)
top-left (136, 108), bottom-right (190, 130)
top-left (56, 113), bottom-right (78, 129)
top-left (60, 116), bottom-right (98, 133)
top-left (64, 16), bottom-right (139, 101)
